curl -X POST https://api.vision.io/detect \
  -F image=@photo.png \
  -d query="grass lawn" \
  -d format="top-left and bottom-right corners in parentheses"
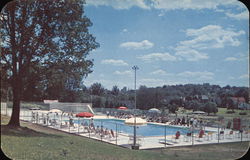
top-left (216, 108), bottom-right (250, 118)
top-left (1, 115), bottom-right (249, 160)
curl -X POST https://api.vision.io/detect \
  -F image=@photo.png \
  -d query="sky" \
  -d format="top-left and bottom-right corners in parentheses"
top-left (83, 0), bottom-right (249, 90)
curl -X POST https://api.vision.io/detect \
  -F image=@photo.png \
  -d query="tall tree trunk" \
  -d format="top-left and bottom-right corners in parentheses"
top-left (8, 79), bottom-right (21, 127)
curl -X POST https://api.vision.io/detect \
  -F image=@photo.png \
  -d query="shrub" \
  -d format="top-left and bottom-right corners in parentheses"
top-left (226, 110), bottom-right (235, 114)
top-left (239, 112), bottom-right (247, 115)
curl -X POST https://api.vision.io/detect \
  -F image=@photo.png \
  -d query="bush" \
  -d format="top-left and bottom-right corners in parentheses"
top-left (226, 110), bottom-right (235, 114)
top-left (239, 112), bottom-right (247, 115)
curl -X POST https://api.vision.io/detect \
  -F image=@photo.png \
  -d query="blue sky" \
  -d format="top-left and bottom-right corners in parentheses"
top-left (83, 0), bottom-right (249, 89)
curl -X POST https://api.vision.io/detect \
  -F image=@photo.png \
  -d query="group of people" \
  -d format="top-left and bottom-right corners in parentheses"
top-left (80, 120), bottom-right (115, 139)
top-left (113, 113), bottom-right (133, 119)
top-left (168, 116), bottom-right (204, 129)
top-left (31, 112), bottom-right (54, 126)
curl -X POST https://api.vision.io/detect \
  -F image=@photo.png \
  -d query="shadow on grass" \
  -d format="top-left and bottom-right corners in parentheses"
top-left (1, 125), bottom-right (63, 138)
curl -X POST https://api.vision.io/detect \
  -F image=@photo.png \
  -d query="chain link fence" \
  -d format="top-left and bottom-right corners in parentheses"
top-left (1, 103), bottom-right (250, 149)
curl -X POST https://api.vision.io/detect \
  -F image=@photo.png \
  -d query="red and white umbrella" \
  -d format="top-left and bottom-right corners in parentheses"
top-left (76, 112), bottom-right (94, 118)
top-left (118, 106), bottom-right (128, 110)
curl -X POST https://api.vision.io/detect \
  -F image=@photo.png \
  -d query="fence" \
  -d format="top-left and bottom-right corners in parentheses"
top-left (1, 102), bottom-right (7, 115)
top-left (17, 109), bottom-right (250, 149)
top-left (2, 104), bottom-right (250, 149)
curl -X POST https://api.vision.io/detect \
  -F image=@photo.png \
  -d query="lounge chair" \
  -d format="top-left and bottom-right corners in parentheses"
top-left (60, 122), bottom-right (68, 129)
top-left (106, 129), bottom-right (117, 141)
top-left (226, 130), bottom-right (234, 139)
top-left (159, 139), bottom-right (174, 145)
top-left (196, 129), bottom-right (205, 141)
top-left (184, 132), bottom-right (192, 142)
top-left (51, 119), bottom-right (58, 126)
top-left (216, 130), bottom-right (224, 140)
top-left (83, 126), bottom-right (90, 133)
top-left (69, 119), bottom-right (75, 128)
top-left (243, 130), bottom-right (250, 138)
top-left (171, 131), bottom-right (180, 143)
top-left (236, 129), bottom-right (249, 139)
top-left (205, 132), bottom-right (213, 141)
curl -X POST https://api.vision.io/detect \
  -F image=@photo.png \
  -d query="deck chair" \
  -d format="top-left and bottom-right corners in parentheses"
top-left (171, 131), bottom-right (180, 143)
top-left (205, 132), bottom-right (213, 141)
top-left (226, 130), bottom-right (234, 139)
top-left (107, 129), bottom-right (117, 141)
top-left (196, 129), bottom-right (205, 141)
top-left (243, 130), bottom-right (250, 138)
top-left (184, 132), bottom-right (192, 142)
top-left (60, 122), bottom-right (68, 129)
top-left (158, 139), bottom-right (174, 145)
top-left (217, 130), bottom-right (224, 140)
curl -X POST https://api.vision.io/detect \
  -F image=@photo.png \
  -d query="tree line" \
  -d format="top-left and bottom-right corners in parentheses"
top-left (2, 79), bottom-right (248, 114)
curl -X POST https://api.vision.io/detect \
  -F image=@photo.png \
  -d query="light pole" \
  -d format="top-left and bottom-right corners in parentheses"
top-left (132, 65), bottom-right (139, 149)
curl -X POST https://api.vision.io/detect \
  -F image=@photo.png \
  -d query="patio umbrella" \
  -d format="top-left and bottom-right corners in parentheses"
top-left (192, 111), bottom-right (205, 114)
top-left (49, 109), bottom-right (62, 113)
top-left (125, 117), bottom-right (147, 126)
top-left (76, 112), bottom-right (94, 118)
top-left (29, 107), bottom-right (40, 110)
top-left (118, 106), bottom-right (128, 110)
top-left (148, 108), bottom-right (160, 113)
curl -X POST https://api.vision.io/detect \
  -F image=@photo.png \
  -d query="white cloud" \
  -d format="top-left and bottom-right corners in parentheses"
top-left (175, 49), bottom-right (208, 61)
top-left (173, 25), bottom-right (245, 62)
top-left (224, 54), bottom-right (248, 61)
top-left (86, 0), bottom-right (150, 9)
top-left (239, 74), bottom-right (249, 79)
top-left (224, 57), bottom-right (238, 61)
top-left (177, 71), bottom-right (214, 80)
top-left (138, 52), bottom-right (177, 62)
top-left (86, 0), bottom-right (239, 11)
top-left (86, 0), bottom-right (248, 21)
top-left (114, 70), bottom-right (132, 76)
top-left (101, 59), bottom-right (128, 66)
top-left (152, 0), bottom-right (237, 10)
top-left (120, 40), bottom-right (154, 50)
top-left (225, 10), bottom-right (249, 20)
top-left (180, 25), bottom-right (245, 49)
top-left (122, 28), bottom-right (128, 32)
top-left (150, 69), bottom-right (167, 75)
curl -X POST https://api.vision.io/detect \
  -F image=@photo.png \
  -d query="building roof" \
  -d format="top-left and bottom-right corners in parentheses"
top-left (201, 95), bottom-right (209, 100)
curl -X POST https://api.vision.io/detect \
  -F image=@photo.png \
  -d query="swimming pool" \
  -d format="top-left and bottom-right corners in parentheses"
top-left (74, 118), bottom-right (202, 137)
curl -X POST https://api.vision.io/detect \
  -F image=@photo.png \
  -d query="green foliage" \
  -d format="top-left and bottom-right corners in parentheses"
top-left (1, 0), bottom-right (99, 125)
top-left (90, 83), bottom-right (104, 96)
top-left (111, 85), bottom-right (119, 96)
top-left (239, 112), bottom-right (247, 115)
top-left (226, 98), bottom-right (236, 111)
top-left (226, 110), bottom-right (235, 114)
top-left (204, 102), bottom-right (218, 115)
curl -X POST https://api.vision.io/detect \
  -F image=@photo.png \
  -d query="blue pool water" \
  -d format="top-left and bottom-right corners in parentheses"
top-left (74, 119), bottom-right (202, 137)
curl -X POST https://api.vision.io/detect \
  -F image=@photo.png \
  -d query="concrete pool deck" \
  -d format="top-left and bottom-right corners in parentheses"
top-left (34, 115), bottom-right (250, 149)
top-left (2, 109), bottom-right (250, 150)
